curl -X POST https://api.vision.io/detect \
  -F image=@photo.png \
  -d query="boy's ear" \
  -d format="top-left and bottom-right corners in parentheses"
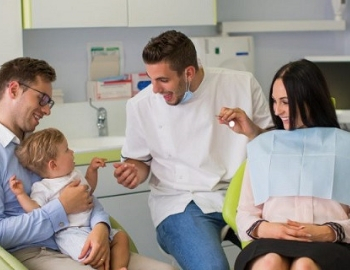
top-left (48, 159), bottom-right (57, 170)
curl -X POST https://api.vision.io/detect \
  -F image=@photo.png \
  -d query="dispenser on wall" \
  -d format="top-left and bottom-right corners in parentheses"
top-left (332, 0), bottom-right (346, 21)
top-left (190, 36), bottom-right (255, 74)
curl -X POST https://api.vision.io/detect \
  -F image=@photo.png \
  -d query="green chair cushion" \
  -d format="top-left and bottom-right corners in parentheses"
top-left (109, 216), bottom-right (138, 253)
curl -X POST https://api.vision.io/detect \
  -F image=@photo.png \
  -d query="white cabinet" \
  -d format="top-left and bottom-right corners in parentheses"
top-left (23, 0), bottom-right (216, 29)
top-left (223, 241), bottom-right (240, 268)
top-left (98, 193), bottom-right (176, 264)
top-left (128, 0), bottom-right (216, 27)
top-left (219, 20), bottom-right (346, 35)
top-left (0, 0), bottom-right (23, 64)
top-left (22, 0), bottom-right (128, 29)
top-left (76, 162), bottom-right (173, 263)
top-left (77, 162), bottom-right (238, 266)
top-left (77, 162), bottom-right (149, 197)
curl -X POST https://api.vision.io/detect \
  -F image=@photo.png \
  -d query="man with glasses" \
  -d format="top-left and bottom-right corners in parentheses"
top-left (0, 57), bottom-right (176, 270)
top-left (18, 82), bottom-right (55, 108)
top-left (0, 57), bottom-right (116, 270)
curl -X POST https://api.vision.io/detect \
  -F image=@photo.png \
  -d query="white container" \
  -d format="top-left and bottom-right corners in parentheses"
top-left (332, 0), bottom-right (346, 21)
top-left (52, 89), bottom-right (64, 103)
top-left (87, 77), bottom-right (132, 101)
top-left (190, 36), bottom-right (255, 74)
top-left (131, 73), bottom-right (151, 96)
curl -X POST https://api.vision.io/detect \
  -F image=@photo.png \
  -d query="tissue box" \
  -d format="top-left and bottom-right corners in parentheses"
top-left (87, 77), bottom-right (132, 101)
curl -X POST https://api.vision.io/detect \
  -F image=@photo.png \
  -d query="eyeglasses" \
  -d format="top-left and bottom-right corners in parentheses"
top-left (19, 82), bottom-right (55, 109)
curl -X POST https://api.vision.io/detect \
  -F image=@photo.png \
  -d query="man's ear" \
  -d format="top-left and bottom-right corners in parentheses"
top-left (185, 66), bottom-right (196, 82)
top-left (7, 81), bottom-right (21, 99)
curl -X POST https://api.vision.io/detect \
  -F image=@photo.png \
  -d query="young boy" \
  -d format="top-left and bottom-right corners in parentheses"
top-left (9, 127), bottom-right (128, 270)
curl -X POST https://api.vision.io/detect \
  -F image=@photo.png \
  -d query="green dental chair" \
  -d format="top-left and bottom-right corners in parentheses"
top-left (222, 160), bottom-right (251, 249)
top-left (0, 216), bottom-right (137, 270)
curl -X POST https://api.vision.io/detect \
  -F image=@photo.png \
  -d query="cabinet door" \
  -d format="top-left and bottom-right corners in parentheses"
top-left (128, 0), bottom-right (217, 27)
top-left (99, 193), bottom-right (239, 267)
top-left (23, 0), bottom-right (128, 29)
top-left (0, 0), bottom-right (23, 64)
top-left (98, 192), bottom-right (175, 264)
top-left (223, 240), bottom-right (240, 268)
top-left (77, 162), bottom-right (150, 198)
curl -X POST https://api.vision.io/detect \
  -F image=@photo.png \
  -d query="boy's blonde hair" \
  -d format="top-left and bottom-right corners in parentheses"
top-left (16, 128), bottom-right (65, 177)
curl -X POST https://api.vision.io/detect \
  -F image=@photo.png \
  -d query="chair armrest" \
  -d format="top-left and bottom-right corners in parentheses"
top-left (222, 160), bottom-right (246, 232)
top-left (222, 160), bottom-right (251, 248)
top-left (0, 246), bottom-right (28, 270)
top-left (109, 216), bottom-right (138, 253)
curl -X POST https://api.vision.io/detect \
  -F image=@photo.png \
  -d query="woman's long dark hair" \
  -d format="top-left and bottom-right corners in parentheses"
top-left (269, 59), bottom-right (340, 130)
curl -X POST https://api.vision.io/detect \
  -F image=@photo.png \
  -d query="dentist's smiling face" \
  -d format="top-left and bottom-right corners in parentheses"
top-left (272, 78), bottom-right (304, 130)
top-left (146, 61), bottom-right (187, 106)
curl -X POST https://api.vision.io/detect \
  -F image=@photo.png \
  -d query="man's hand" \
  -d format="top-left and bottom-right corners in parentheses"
top-left (113, 162), bottom-right (140, 189)
top-left (217, 107), bottom-right (265, 140)
top-left (79, 223), bottom-right (111, 270)
top-left (59, 179), bottom-right (93, 214)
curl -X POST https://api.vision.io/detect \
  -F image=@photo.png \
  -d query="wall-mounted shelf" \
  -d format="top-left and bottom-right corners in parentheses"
top-left (305, 55), bottom-right (350, 62)
top-left (218, 20), bottom-right (346, 35)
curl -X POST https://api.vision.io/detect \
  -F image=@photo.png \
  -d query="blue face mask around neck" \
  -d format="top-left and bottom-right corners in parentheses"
top-left (180, 90), bottom-right (193, 104)
top-left (180, 77), bottom-right (192, 104)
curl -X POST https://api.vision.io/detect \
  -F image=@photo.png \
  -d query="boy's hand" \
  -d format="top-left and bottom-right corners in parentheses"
top-left (85, 157), bottom-right (107, 194)
top-left (9, 175), bottom-right (25, 195)
top-left (89, 157), bottom-right (107, 171)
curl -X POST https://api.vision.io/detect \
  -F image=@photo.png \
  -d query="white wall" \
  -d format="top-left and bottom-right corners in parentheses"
top-left (36, 99), bottom-right (127, 139)
top-left (23, 0), bottom-right (350, 100)
top-left (23, 27), bottom-right (217, 102)
top-left (218, 0), bottom-right (350, 96)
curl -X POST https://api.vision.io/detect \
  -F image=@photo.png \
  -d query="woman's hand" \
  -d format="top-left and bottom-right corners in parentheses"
top-left (287, 220), bottom-right (336, 242)
top-left (255, 220), bottom-right (312, 242)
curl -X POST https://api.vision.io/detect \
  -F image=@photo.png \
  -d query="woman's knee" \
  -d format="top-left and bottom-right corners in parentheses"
top-left (249, 253), bottom-right (289, 270)
top-left (291, 257), bottom-right (320, 270)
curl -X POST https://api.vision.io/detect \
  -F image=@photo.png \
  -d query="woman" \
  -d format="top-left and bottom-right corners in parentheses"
top-left (234, 59), bottom-right (350, 270)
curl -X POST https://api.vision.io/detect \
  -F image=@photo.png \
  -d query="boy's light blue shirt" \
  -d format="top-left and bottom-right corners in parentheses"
top-left (248, 127), bottom-right (350, 206)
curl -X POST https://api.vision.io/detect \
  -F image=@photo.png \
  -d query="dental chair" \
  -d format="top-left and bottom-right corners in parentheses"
top-left (0, 216), bottom-right (138, 270)
top-left (222, 160), bottom-right (250, 249)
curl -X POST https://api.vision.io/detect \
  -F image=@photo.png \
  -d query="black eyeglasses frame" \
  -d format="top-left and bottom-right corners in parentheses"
top-left (18, 82), bottom-right (55, 109)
